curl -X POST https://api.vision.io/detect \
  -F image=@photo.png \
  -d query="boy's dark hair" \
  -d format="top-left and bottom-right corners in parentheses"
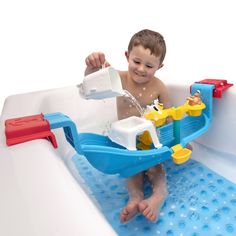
top-left (128, 29), bottom-right (166, 64)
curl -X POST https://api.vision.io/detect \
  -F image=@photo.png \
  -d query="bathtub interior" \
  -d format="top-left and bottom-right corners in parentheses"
top-left (1, 83), bottom-right (236, 236)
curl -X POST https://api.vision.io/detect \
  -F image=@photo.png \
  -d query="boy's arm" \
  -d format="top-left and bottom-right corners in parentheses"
top-left (158, 83), bottom-right (172, 109)
top-left (158, 82), bottom-right (172, 123)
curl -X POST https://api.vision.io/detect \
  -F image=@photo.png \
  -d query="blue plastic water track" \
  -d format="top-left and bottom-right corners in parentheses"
top-left (43, 83), bottom-right (215, 177)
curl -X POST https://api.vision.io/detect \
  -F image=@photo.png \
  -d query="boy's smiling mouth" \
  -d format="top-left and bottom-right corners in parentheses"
top-left (134, 71), bottom-right (146, 77)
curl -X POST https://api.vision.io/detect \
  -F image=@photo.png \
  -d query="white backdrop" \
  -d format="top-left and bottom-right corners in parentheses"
top-left (1, 0), bottom-right (235, 112)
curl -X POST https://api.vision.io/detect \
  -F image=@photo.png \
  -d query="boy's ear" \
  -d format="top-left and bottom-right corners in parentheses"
top-left (125, 51), bottom-right (129, 60)
top-left (158, 63), bottom-right (164, 69)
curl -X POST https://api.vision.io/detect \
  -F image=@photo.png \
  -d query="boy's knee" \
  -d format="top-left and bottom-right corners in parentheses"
top-left (146, 165), bottom-right (165, 178)
top-left (147, 166), bottom-right (158, 174)
top-left (146, 166), bottom-right (160, 178)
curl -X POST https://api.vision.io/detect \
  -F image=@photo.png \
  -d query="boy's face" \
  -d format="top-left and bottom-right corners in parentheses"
top-left (126, 45), bottom-right (163, 84)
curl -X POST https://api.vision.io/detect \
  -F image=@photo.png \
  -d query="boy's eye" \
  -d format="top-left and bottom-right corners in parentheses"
top-left (146, 65), bottom-right (153, 68)
top-left (133, 60), bottom-right (140, 64)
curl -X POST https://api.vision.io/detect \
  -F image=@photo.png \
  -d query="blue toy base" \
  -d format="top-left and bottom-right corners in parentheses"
top-left (72, 154), bottom-right (236, 236)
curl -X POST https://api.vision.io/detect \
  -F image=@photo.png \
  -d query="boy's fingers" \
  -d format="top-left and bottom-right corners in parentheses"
top-left (88, 53), bottom-right (103, 68)
top-left (85, 52), bottom-right (108, 69)
top-left (104, 61), bottom-right (111, 67)
top-left (85, 57), bottom-right (93, 68)
top-left (88, 54), bottom-right (99, 68)
top-left (98, 53), bottom-right (106, 66)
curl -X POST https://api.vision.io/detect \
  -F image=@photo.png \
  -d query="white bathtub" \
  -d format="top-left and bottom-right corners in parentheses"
top-left (0, 83), bottom-right (235, 236)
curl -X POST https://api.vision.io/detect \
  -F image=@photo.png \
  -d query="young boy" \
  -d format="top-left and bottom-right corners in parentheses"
top-left (84, 29), bottom-right (171, 223)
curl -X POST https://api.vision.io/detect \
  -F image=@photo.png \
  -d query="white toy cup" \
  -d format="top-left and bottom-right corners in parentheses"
top-left (81, 67), bottom-right (124, 99)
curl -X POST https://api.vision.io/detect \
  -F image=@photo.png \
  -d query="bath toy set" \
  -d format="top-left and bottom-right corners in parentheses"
top-left (4, 74), bottom-right (233, 177)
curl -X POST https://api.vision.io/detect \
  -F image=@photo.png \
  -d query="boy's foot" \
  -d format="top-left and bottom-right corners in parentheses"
top-left (120, 195), bottom-right (143, 223)
top-left (138, 194), bottom-right (164, 222)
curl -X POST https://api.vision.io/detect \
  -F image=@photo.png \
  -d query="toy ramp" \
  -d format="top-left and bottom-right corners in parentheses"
top-left (3, 83), bottom-right (218, 178)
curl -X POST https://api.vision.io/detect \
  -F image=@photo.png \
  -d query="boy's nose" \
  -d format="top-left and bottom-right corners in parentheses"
top-left (137, 64), bottom-right (145, 72)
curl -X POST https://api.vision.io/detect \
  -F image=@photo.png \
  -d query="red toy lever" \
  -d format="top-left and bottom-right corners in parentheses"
top-left (5, 113), bottom-right (58, 148)
top-left (195, 79), bottom-right (233, 98)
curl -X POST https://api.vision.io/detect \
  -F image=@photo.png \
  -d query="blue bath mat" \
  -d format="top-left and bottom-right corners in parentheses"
top-left (72, 155), bottom-right (236, 236)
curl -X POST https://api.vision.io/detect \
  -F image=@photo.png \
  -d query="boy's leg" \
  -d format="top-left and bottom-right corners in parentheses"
top-left (138, 164), bottom-right (167, 222)
top-left (120, 172), bottom-right (144, 223)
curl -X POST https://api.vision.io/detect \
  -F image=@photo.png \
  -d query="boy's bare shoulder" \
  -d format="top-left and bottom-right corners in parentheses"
top-left (153, 76), bottom-right (167, 89)
top-left (118, 71), bottom-right (128, 85)
top-left (154, 76), bottom-right (171, 108)
top-left (118, 70), bottom-right (127, 78)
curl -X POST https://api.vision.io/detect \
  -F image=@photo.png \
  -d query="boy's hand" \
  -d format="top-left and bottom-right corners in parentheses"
top-left (85, 52), bottom-right (110, 75)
